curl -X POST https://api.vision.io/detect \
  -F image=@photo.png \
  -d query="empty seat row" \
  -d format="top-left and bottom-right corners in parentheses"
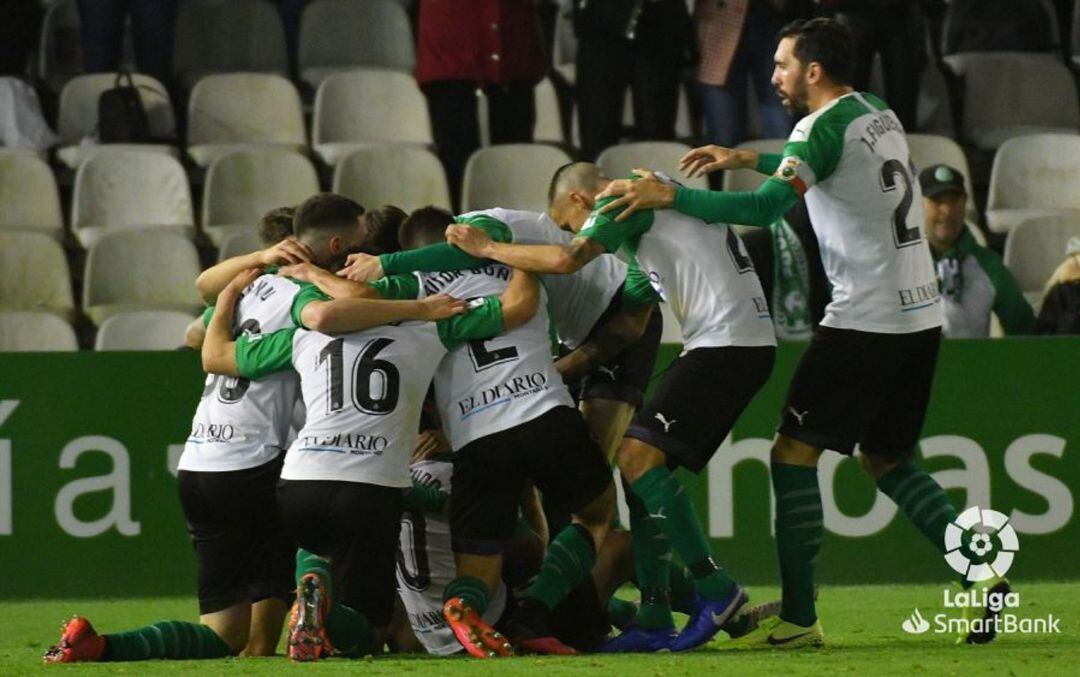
top-left (0, 310), bottom-right (197, 352)
top-left (38, 0), bottom-right (414, 95)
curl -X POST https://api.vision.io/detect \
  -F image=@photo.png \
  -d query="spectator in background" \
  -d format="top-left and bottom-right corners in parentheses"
top-left (920, 164), bottom-right (1034, 338)
top-left (694, 0), bottom-right (806, 150)
top-left (1035, 237), bottom-right (1080, 335)
top-left (416, 0), bottom-right (546, 209)
top-left (76, 0), bottom-right (177, 88)
top-left (821, 0), bottom-right (928, 131)
top-left (573, 0), bottom-right (694, 161)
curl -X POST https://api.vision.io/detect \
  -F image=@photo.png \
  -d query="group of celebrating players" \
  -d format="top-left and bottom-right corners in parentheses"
top-left (44, 17), bottom-right (1010, 665)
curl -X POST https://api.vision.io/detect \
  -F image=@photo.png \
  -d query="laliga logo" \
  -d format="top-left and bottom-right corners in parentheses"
top-left (944, 506), bottom-right (1019, 582)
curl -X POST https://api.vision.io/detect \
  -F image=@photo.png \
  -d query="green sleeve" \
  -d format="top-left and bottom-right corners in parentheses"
top-left (672, 179), bottom-right (799, 227)
top-left (622, 260), bottom-right (662, 307)
top-left (756, 153), bottom-right (782, 175)
top-left (781, 111), bottom-right (845, 188)
top-left (368, 273), bottom-right (421, 300)
top-left (201, 305), bottom-right (214, 328)
top-left (379, 215), bottom-right (513, 274)
top-left (578, 197), bottom-right (655, 253)
top-left (974, 249), bottom-right (1036, 335)
top-left (403, 481), bottom-right (449, 514)
top-left (289, 280), bottom-right (332, 328)
top-left (436, 296), bottom-right (504, 348)
top-left (235, 328), bottom-right (296, 380)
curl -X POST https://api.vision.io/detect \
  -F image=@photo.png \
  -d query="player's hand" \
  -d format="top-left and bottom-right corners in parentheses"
top-left (221, 268), bottom-right (262, 303)
top-left (412, 430), bottom-right (451, 463)
top-left (277, 261), bottom-right (322, 282)
top-left (417, 293), bottom-right (469, 321)
top-left (595, 169), bottom-right (675, 222)
top-left (337, 252), bottom-right (384, 282)
top-left (678, 144), bottom-right (755, 178)
top-left (258, 236), bottom-right (312, 267)
top-left (445, 224), bottom-right (494, 257)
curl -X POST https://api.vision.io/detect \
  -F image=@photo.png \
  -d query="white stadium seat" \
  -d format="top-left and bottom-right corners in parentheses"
top-left (1004, 214), bottom-right (1080, 307)
top-left (55, 73), bottom-right (177, 168)
top-left (202, 149), bottom-right (319, 246)
top-left (597, 142), bottom-right (708, 190)
top-left (36, 0), bottom-right (84, 94)
top-left (94, 311), bottom-right (199, 351)
top-left (83, 232), bottom-right (203, 325)
top-left (960, 53), bottom-right (1079, 150)
top-left (461, 144), bottom-right (572, 213)
top-left (0, 154), bottom-right (63, 239)
top-left (0, 232), bottom-right (75, 321)
top-left (173, 0), bottom-right (288, 91)
top-left (721, 138), bottom-right (787, 193)
top-left (186, 73), bottom-right (307, 167)
top-left (313, 69), bottom-right (432, 166)
top-left (298, 0), bottom-right (415, 87)
top-left (0, 311), bottom-right (78, 352)
top-left (71, 150), bottom-right (194, 249)
top-left (333, 144), bottom-right (452, 213)
top-left (218, 229), bottom-right (264, 262)
top-left (986, 134), bottom-right (1080, 234)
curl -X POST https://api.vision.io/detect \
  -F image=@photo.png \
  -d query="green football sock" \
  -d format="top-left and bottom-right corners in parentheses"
top-left (295, 548), bottom-right (332, 593)
top-left (295, 549), bottom-right (376, 656)
top-left (668, 564), bottom-right (699, 615)
top-left (876, 461), bottom-right (963, 584)
top-left (606, 597), bottom-right (639, 628)
top-left (444, 576), bottom-right (491, 615)
top-left (632, 466), bottom-right (736, 601)
top-left (625, 484), bottom-right (674, 630)
top-left (326, 603), bottom-right (377, 657)
top-left (526, 524), bottom-right (597, 611)
top-left (103, 621), bottom-right (231, 661)
top-left (772, 463), bottom-right (823, 627)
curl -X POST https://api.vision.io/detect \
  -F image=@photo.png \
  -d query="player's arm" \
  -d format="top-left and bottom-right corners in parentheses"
top-left (279, 262), bottom-right (379, 299)
top-left (300, 295), bottom-right (468, 333)
top-left (678, 144), bottom-right (782, 178)
top-left (184, 317), bottom-right (206, 350)
top-left (195, 237), bottom-right (313, 305)
top-left (498, 267), bottom-right (541, 330)
top-left (403, 478), bottom-right (450, 516)
top-left (338, 216), bottom-right (513, 282)
top-left (445, 225), bottom-right (606, 274)
top-left (201, 268), bottom-right (263, 375)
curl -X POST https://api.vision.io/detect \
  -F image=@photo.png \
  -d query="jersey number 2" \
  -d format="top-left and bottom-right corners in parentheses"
top-left (880, 158), bottom-right (922, 248)
top-left (318, 337), bottom-right (401, 416)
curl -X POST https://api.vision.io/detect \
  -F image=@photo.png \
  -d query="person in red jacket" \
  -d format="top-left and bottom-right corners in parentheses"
top-left (416, 0), bottom-right (546, 209)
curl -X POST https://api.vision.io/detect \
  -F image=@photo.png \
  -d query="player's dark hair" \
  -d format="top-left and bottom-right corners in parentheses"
top-left (399, 206), bottom-right (455, 250)
top-left (293, 193), bottom-right (365, 240)
top-left (777, 17), bottom-right (855, 86)
top-left (362, 204), bottom-right (408, 255)
top-left (548, 162), bottom-right (577, 205)
top-left (256, 205), bottom-right (295, 245)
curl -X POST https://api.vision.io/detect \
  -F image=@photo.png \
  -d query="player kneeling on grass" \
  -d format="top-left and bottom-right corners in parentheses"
top-left (202, 260), bottom-right (539, 662)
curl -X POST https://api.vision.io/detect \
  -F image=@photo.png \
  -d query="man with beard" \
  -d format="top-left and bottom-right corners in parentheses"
top-left (591, 18), bottom-right (996, 649)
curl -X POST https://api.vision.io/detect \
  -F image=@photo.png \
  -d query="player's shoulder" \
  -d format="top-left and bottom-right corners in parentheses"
top-left (790, 93), bottom-right (872, 143)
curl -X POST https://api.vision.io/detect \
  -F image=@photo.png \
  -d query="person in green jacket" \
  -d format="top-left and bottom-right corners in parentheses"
top-left (919, 164), bottom-right (1034, 338)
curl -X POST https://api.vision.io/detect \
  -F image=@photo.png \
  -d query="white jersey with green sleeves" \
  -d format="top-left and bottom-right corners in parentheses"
top-left (458, 208), bottom-right (627, 349)
top-left (179, 273), bottom-right (326, 473)
top-left (579, 192), bottom-right (776, 350)
top-left (775, 91), bottom-right (942, 333)
top-left (396, 458), bottom-right (507, 655)
top-left (233, 298), bottom-right (505, 487)
top-left (417, 264), bottom-right (573, 450)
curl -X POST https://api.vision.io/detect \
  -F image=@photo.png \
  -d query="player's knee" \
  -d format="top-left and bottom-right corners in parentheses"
top-left (577, 483), bottom-right (616, 533)
top-left (617, 440), bottom-right (663, 483)
top-left (859, 447), bottom-right (915, 480)
top-left (771, 435), bottom-right (820, 467)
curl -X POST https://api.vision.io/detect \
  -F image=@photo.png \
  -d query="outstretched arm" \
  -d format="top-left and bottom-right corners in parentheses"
top-left (201, 268), bottom-right (263, 376)
top-left (445, 225), bottom-right (605, 274)
top-left (299, 294), bottom-right (468, 334)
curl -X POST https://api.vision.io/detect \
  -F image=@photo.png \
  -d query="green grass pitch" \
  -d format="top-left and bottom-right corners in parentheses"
top-left (6, 583), bottom-right (1079, 675)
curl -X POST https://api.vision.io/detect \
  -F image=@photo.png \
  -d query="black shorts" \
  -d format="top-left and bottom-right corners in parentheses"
top-left (450, 406), bottom-right (613, 553)
top-left (777, 325), bottom-right (941, 457)
top-left (276, 479), bottom-right (404, 627)
top-left (625, 346), bottom-right (776, 473)
top-left (177, 455), bottom-right (294, 615)
top-left (578, 302), bottom-right (664, 409)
